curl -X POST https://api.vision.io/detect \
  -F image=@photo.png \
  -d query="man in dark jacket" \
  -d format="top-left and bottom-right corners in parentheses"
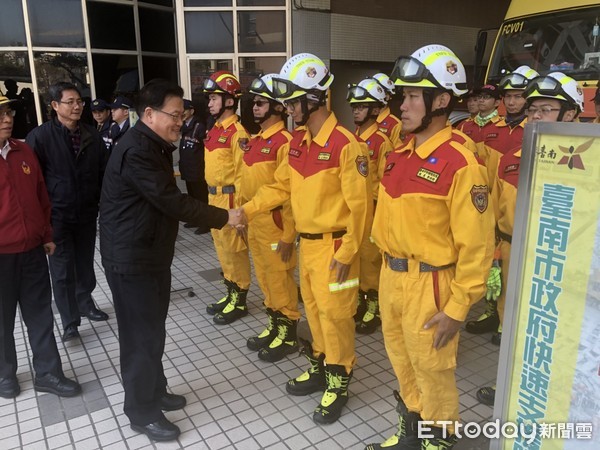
top-left (178, 98), bottom-right (210, 234)
top-left (91, 98), bottom-right (113, 152)
top-left (0, 95), bottom-right (81, 399)
top-left (108, 95), bottom-right (132, 146)
top-left (100, 78), bottom-right (240, 442)
top-left (26, 82), bottom-right (109, 342)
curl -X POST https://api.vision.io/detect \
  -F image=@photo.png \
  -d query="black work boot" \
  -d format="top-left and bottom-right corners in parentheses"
top-left (247, 307), bottom-right (277, 351)
top-left (286, 339), bottom-right (326, 396)
top-left (206, 279), bottom-right (233, 315)
top-left (420, 426), bottom-right (458, 450)
top-left (476, 385), bottom-right (495, 406)
top-left (364, 390), bottom-right (422, 450)
top-left (213, 284), bottom-right (248, 325)
top-left (464, 298), bottom-right (499, 334)
top-left (491, 324), bottom-right (502, 346)
top-left (258, 314), bottom-right (298, 362)
top-left (354, 289), bottom-right (368, 322)
top-left (313, 364), bottom-right (353, 424)
top-left (356, 289), bottom-right (381, 335)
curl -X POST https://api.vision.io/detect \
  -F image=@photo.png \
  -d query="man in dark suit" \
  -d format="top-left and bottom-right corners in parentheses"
top-left (108, 95), bottom-right (132, 146)
top-left (26, 82), bottom-right (109, 342)
top-left (91, 98), bottom-right (113, 152)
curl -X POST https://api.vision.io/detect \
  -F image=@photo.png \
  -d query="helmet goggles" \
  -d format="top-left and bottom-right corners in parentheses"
top-left (203, 78), bottom-right (220, 93)
top-left (272, 77), bottom-right (304, 100)
top-left (391, 56), bottom-right (437, 86)
top-left (249, 77), bottom-right (272, 97)
top-left (499, 72), bottom-right (529, 90)
top-left (524, 76), bottom-right (569, 99)
top-left (346, 84), bottom-right (380, 103)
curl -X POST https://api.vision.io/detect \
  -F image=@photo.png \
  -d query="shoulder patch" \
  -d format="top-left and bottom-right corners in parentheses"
top-left (355, 155), bottom-right (369, 177)
top-left (470, 185), bottom-right (489, 213)
top-left (238, 138), bottom-right (250, 151)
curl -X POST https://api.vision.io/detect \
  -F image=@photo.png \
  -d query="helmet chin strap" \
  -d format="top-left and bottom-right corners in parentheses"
top-left (412, 89), bottom-right (447, 134)
top-left (212, 94), bottom-right (235, 120)
top-left (254, 100), bottom-right (279, 124)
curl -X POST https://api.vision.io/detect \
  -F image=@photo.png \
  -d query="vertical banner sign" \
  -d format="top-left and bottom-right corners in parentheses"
top-left (493, 123), bottom-right (600, 450)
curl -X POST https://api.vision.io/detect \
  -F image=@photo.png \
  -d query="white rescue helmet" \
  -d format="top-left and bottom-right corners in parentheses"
top-left (248, 73), bottom-right (283, 104)
top-left (372, 73), bottom-right (395, 95)
top-left (272, 53), bottom-right (334, 101)
top-left (347, 78), bottom-right (387, 105)
top-left (499, 65), bottom-right (539, 91)
top-left (391, 44), bottom-right (468, 97)
top-left (524, 72), bottom-right (584, 112)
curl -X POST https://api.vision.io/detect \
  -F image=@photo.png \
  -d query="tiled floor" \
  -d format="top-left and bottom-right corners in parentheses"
top-left (1, 225), bottom-right (500, 450)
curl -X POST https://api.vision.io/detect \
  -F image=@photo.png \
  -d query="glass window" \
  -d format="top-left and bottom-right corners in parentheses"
top-left (92, 54), bottom-right (139, 102)
top-left (238, 11), bottom-right (285, 53)
top-left (87, 2), bottom-right (136, 50)
top-left (0, 0), bottom-right (26, 46)
top-left (237, 0), bottom-right (285, 5)
top-left (184, 0), bottom-right (232, 6)
top-left (0, 52), bottom-right (38, 138)
top-left (27, 0), bottom-right (85, 48)
top-left (139, 0), bottom-right (173, 6)
top-left (143, 56), bottom-right (178, 84)
top-left (139, 8), bottom-right (176, 53)
top-left (238, 56), bottom-right (286, 134)
top-left (34, 52), bottom-right (90, 121)
top-left (185, 12), bottom-right (234, 53)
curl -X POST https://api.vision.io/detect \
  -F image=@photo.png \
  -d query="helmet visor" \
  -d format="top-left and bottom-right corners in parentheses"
top-left (346, 84), bottom-right (375, 102)
top-left (272, 77), bottom-right (300, 99)
top-left (203, 78), bottom-right (219, 92)
top-left (391, 56), bottom-right (431, 84)
top-left (249, 77), bottom-right (271, 96)
top-left (523, 76), bottom-right (564, 98)
top-left (499, 72), bottom-right (528, 90)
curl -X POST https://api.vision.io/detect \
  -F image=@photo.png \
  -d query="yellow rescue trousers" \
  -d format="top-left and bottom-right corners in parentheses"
top-left (209, 191), bottom-right (251, 289)
top-left (379, 262), bottom-right (460, 433)
top-left (497, 240), bottom-right (511, 324)
top-left (247, 210), bottom-right (299, 319)
top-left (299, 234), bottom-right (359, 373)
top-left (359, 234), bottom-right (382, 292)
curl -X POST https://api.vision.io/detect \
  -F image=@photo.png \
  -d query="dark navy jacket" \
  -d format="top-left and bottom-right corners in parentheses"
top-left (26, 118), bottom-right (107, 224)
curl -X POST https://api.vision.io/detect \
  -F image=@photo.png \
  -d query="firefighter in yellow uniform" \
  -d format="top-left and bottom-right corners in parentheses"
top-left (465, 65), bottom-right (538, 342)
top-left (346, 78), bottom-right (393, 334)
top-left (240, 53), bottom-right (370, 424)
top-left (372, 73), bottom-right (403, 148)
top-left (241, 74), bottom-right (300, 362)
top-left (364, 45), bottom-right (495, 450)
top-left (202, 71), bottom-right (252, 325)
top-left (475, 72), bottom-right (583, 407)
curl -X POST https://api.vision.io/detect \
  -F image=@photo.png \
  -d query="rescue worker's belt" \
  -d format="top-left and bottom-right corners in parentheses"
top-left (496, 225), bottom-right (512, 244)
top-left (384, 253), bottom-right (455, 272)
top-left (299, 230), bottom-right (346, 240)
top-left (208, 185), bottom-right (235, 195)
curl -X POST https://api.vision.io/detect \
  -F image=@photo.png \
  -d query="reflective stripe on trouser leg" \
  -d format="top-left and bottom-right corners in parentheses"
top-left (209, 191), bottom-right (251, 289)
top-left (248, 212), bottom-right (299, 320)
top-left (299, 235), bottom-right (358, 373)
top-left (379, 263), bottom-right (460, 434)
top-left (359, 232), bottom-right (382, 292)
top-left (497, 240), bottom-right (511, 325)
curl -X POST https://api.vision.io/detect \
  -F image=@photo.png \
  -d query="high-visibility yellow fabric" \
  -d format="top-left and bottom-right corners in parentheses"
top-left (376, 107), bottom-right (403, 148)
top-left (372, 126), bottom-right (495, 322)
top-left (205, 113), bottom-right (251, 288)
top-left (242, 120), bottom-right (299, 318)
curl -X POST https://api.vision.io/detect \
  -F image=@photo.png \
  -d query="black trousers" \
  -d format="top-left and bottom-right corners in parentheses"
top-left (48, 220), bottom-right (98, 330)
top-left (105, 268), bottom-right (171, 425)
top-left (0, 246), bottom-right (62, 379)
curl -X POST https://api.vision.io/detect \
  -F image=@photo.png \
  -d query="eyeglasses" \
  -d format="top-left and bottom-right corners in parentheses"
top-left (252, 100), bottom-right (270, 107)
top-left (153, 108), bottom-right (184, 123)
top-left (283, 98), bottom-right (301, 109)
top-left (526, 107), bottom-right (561, 116)
top-left (58, 99), bottom-right (85, 107)
top-left (0, 109), bottom-right (17, 119)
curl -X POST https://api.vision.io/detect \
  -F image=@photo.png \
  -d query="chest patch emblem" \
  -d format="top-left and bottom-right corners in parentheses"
top-left (416, 168), bottom-right (440, 183)
top-left (504, 163), bottom-right (519, 174)
top-left (356, 155), bottom-right (369, 177)
top-left (318, 152), bottom-right (331, 161)
top-left (289, 148), bottom-right (301, 158)
top-left (218, 135), bottom-right (228, 144)
top-left (470, 185), bottom-right (489, 213)
top-left (21, 161), bottom-right (31, 175)
top-left (260, 147), bottom-right (271, 154)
